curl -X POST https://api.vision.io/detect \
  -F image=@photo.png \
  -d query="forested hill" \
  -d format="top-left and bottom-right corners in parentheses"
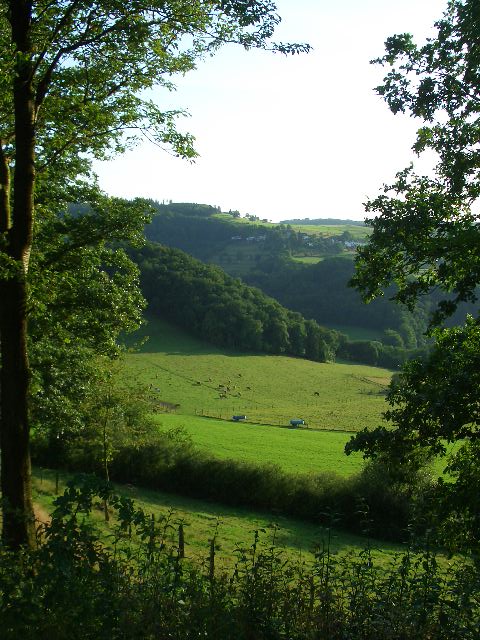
top-left (141, 202), bottom-right (429, 345)
top-left (130, 242), bottom-right (342, 362)
top-left (143, 201), bottom-right (358, 262)
top-left (141, 201), bottom-right (478, 349)
top-left (246, 255), bottom-right (426, 347)
top-left (131, 242), bottom-right (433, 368)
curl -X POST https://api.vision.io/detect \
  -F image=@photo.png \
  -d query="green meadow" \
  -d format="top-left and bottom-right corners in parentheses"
top-left (291, 253), bottom-right (354, 264)
top-left (288, 223), bottom-right (371, 240)
top-left (291, 255), bottom-right (324, 264)
top-left (121, 318), bottom-right (393, 479)
top-left (125, 318), bottom-right (391, 433)
top-left (124, 319), bottom-right (454, 480)
top-left (30, 320), bottom-right (451, 569)
top-left (210, 213), bottom-right (372, 240)
top-left (212, 213), bottom-right (276, 227)
top-left (154, 414), bottom-right (364, 476)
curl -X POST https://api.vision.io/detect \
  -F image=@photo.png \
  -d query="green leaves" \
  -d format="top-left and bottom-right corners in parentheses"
top-left (373, 0), bottom-right (480, 200)
top-left (352, 169), bottom-right (480, 325)
top-left (349, 0), bottom-right (480, 550)
top-left (28, 189), bottom-right (152, 450)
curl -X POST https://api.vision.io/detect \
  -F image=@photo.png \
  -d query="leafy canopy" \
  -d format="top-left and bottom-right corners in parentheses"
top-left (19, 0), bottom-right (311, 451)
top-left (0, 1), bottom-right (309, 178)
top-left (346, 0), bottom-right (480, 550)
top-left (0, 0), bottom-right (309, 548)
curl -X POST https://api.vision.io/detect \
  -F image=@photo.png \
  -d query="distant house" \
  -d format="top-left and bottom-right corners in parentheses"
top-left (344, 240), bottom-right (367, 249)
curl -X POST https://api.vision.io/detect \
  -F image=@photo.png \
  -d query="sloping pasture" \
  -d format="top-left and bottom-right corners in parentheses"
top-left (289, 223), bottom-right (372, 240)
top-left (153, 413), bottom-right (363, 476)
top-left (124, 319), bottom-right (391, 432)
top-left (32, 469), bottom-right (403, 569)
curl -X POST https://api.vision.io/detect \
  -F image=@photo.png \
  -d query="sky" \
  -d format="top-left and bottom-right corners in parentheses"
top-left (93, 0), bottom-right (449, 222)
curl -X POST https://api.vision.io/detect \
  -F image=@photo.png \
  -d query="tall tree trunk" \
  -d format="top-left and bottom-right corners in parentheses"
top-left (0, 280), bottom-right (35, 548)
top-left (0, 1), bottom-right (36, 549)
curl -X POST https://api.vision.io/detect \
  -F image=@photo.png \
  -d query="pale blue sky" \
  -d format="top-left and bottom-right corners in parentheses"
top-left (94, 0), bottom-right (448, 221)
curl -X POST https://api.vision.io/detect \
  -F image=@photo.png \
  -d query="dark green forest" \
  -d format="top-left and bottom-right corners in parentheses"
top-left (131, 241), bottom-right (424, 368)
top-left (133, 242), bottom-right (339, 359)
top-left (138, 201), bottom-right (478, 367)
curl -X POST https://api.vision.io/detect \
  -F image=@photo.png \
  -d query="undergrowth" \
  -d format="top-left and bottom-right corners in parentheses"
top-left (0, 475), bottom-right (478, 639)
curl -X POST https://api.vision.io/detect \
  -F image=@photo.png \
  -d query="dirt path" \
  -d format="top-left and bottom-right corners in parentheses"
top-left (33, 503), bottom-right (51, 526)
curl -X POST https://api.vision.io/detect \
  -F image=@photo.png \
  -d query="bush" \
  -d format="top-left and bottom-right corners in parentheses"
top-left (33, 426), bottom-right (435, 541)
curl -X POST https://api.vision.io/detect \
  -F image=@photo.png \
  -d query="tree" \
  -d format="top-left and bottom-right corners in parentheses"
top-left (0, 1), bottom-right (309, 548)
top-left (346, 0), bottom-right (480, 549)
top-left (382, 329), bottom-right (404, 349)
top-left (77, 358), bottom-right (157, 522)
top-left (29, 189), bottom-right (150, 494)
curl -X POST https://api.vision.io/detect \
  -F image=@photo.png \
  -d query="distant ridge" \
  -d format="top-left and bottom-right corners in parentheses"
top-left (280, 218), bottom-right (366, 226)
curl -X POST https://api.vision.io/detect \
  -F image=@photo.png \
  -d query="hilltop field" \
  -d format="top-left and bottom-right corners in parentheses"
top-left (207, 217), bottom-right (369, 276)
top-left (212, 212), bottom-right (371, 240)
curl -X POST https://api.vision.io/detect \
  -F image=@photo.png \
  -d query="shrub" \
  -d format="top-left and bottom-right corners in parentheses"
top-left (33, 427), bottom-right (435, 541)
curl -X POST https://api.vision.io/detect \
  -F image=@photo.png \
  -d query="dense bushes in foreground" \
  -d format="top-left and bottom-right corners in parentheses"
top-left (33, 428), bottom-right (432, 542)
top-left (1, 476), bottom-right (478, 640)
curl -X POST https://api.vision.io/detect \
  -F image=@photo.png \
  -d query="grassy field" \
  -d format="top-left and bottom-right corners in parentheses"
top-left (28, 319), bottom-right (452, 570)
top-left (211, 212), bottom-right (371, 239)
top-left (154, 414), bottom-right (363, 476)
top-left (291, 255), bottom-right (324, 264)
top-left (32, 468), bottom-right (403, 568)
top-left (291, 253), bottom-right (355, 264)
top-left (125, 318), bottom-right (391, 433)
top-left (121, 318), bottom-right (392, 479)
top-left (212, 213), bottom-right (275, 227)
top-left (210, 214), bottom-right (372, 241)
top-left (289, 224), bottom-right (371, 240)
